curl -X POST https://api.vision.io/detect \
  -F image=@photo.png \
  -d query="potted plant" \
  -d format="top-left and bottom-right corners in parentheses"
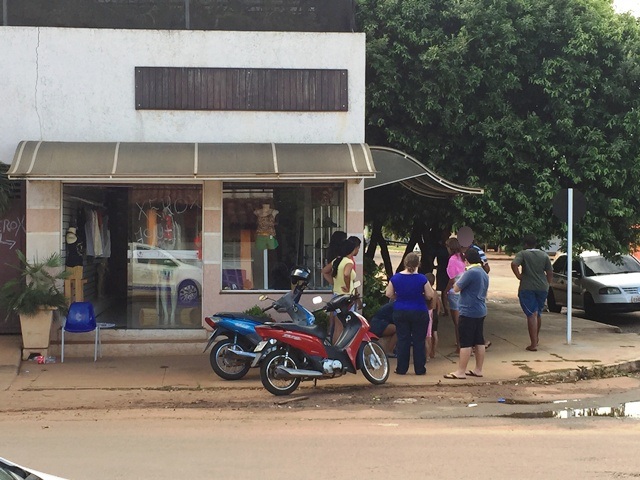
top-left (0, 250), bottom-right (69, 360)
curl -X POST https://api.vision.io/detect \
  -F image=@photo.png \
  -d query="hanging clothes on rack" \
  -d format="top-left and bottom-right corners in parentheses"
top-left (84, 207), bottom-right (95, 257)
top-left (83, 206), bottom-right (111, 258)
top-left (100, 214), bottom-right (111, 258)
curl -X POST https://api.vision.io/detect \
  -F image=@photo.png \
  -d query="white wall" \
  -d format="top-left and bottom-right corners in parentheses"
top-left (0, 27), bottom-right (366, 165)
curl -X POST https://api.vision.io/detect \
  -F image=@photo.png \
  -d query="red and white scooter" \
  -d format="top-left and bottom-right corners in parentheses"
top-left (254, 282), bottom-right (390, 396)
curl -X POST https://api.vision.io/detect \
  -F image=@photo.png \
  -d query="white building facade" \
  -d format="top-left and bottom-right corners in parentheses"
top-left (1, 25), bottom-right (370, 355)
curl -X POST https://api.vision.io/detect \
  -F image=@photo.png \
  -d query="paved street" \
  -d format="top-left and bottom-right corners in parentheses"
top-left (3, 410), bottom-right (640, 480)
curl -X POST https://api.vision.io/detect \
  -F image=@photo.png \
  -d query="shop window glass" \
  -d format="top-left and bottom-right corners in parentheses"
top-left (128, 186), bottom-right (203, 328)
top-left (222, 183), bottom-right (344, 290)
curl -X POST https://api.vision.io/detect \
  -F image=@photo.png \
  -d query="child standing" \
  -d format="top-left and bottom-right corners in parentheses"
top-left (426, 273), bottom-right (443, 360)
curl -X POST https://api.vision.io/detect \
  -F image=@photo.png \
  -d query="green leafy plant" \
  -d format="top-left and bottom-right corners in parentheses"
top-left (359, 0), bottom-right (640, 258)
top-left (243, 304), bottom-right (272, 320)
top-left (362, 256), bottom-right (388, 319)
top-left (0, 250), bottom-right (70, 319)
top-left (312, 309), bottom-right (329, 331)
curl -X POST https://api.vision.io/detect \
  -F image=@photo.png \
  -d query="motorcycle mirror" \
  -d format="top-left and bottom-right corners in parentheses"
top-left (312, 296), bottom-right (323, 305)
top-left (258, 295), bottom-right (268, 301)
top-left (352, 280), bottom-right (361, 289)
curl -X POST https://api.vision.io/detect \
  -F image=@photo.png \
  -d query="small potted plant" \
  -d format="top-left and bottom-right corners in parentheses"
top-left (1, 250), bottom-right (69, 360)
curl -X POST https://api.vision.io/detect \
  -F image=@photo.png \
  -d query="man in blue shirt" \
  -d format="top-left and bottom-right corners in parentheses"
top-left (443, 247), bottom-right (489, 380)
top-left (369, 302), bottom-right (397, 357)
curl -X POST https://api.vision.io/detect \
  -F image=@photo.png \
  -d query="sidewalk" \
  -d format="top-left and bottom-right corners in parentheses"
top-left (1, 300), bottom-right (639, 393)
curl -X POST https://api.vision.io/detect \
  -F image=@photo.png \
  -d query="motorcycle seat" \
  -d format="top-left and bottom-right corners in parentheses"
top-left (271, 322), bottom-right (327, 341)
top-left (214, 312), bottom-right (269, 323)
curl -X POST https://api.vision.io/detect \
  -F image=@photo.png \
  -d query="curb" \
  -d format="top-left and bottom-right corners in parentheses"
top-left (516, 359), bottom-right (640, 384)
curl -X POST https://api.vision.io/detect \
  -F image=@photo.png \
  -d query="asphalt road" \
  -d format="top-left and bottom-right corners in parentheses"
top-left (2, 409), bottom-right (640, 480)
top-left (571, 309), bottom-right (640, 334)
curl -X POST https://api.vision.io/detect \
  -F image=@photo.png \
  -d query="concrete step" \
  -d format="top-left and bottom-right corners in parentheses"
top-left (49, 327), bottom-right (209, 359)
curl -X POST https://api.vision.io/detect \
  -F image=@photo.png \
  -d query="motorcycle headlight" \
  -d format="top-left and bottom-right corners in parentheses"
top-left (598, 287), bottom-right (621, 295)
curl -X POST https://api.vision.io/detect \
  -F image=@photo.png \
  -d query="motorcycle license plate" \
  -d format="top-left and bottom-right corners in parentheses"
top-left (254, 340), bottom-right (268, 352)
top-left (632, 296), bottom-right (640, 303)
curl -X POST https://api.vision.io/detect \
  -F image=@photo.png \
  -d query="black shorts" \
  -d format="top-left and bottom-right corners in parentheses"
top-left (436, 272), bottom-right (449, 292)
top-left (458, 315), bottom-right (485, 348)
top-left (430, 310), bottom-right (439, 332)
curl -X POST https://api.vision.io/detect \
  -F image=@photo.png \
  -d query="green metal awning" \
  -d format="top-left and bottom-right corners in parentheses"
top-left (9, 141), bottom-right (483, 198)
top-left (366, 146), bottom-right (484, 199)
top-left (8, 141), bottom-right (376, 182)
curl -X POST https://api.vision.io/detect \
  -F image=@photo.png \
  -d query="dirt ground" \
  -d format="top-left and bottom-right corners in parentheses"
top-left (3, 372), bottom-right (639, 418)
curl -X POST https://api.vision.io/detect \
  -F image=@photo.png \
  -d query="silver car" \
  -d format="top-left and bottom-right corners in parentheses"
top-left (128, 242), bottom-right (202, 306)
top-left (548, 251), bottom-right (640, 318)
top-left (0, 457), bottom-right (66, 480)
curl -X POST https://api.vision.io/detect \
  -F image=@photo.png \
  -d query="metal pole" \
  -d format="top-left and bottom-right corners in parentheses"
top-left (184, 0), bottom-right (190, 29)
top-left (263, 249), bottom-right (268, 289)
top-left (566, 188), bottom-right (573, 344)
top-left (3, 0), bottom-right (8, 26)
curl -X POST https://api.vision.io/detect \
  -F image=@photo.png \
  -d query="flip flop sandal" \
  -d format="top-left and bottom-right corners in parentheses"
top-left (443, 373), bottom-right (466, 380)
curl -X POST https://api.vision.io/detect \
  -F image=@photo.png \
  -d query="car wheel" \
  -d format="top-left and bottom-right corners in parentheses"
top-left (547, 289), bottom-right (562, 313)
top-left (178, 280), bottom-right (199, 305)
top-left (584, 293), bottom-right (599, 319)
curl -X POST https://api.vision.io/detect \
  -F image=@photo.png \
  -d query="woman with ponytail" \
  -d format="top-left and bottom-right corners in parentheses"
top-left (385, 252), bottom-right (436, 375)
top-left (321, 238), bottom-right (358, 341)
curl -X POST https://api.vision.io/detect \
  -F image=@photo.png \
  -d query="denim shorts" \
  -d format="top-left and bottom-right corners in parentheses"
top-left (518, 290), bottom-right (548, 317)
top-left (447, 291), bottom-right (460, 311)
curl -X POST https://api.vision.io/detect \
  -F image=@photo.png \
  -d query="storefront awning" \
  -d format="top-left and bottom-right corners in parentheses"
top-left (8, 141), bottom-right (376, 182)
top-left (365, 146), bottom-right (484, 199)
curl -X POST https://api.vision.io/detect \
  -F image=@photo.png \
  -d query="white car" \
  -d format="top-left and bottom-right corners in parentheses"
top-left (0, 457), bottom-right (67, 480)
top-left (548, 251), bottom-right (640, 318)
top-left (128, 242), bottom-right (202, 305)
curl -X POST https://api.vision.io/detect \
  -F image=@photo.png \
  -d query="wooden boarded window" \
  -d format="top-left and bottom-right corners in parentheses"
top-left (135, 67), bottom-right (348, 111)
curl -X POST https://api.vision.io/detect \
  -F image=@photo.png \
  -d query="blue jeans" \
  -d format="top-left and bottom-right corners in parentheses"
top-left (393, 309), bottom-right (428, 374)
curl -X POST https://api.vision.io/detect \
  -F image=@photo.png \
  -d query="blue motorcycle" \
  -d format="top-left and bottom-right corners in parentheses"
top-left (204, 267), bottom-right (314, 380)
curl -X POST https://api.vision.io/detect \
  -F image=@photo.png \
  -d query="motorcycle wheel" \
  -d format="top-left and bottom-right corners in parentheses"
top-left (260, 350), bottom-right (301, 396)
top-left (359, 340), bottom-right (390, 385)
top-left (210, 338), bottom-right (252, 380)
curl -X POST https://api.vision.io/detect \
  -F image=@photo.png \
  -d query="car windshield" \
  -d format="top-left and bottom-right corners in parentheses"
top-left (582, 255), bottom-right (640, 276)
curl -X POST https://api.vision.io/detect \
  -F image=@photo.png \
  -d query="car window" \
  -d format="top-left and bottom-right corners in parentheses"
top-left (0, 467), bottom-right (21, 479)
top-left (572, 260), bottom-right (583, 276)
top-left (553, 255), bottom-right (567, 274)
top-left (0, 462), bottom-right (41, 480)
top-left (582, 255), bottom-right (640, 276)
top-left (132, 245), bottom-right (177, 267)
top-left (582, 262), bottom-right (595, 277)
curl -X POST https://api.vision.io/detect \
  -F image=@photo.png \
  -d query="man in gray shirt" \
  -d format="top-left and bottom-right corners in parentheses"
top-left (511, 234), bottom-right (553, 352)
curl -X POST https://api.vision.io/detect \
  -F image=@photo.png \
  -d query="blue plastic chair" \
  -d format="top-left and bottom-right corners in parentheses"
top-left (61, 301), bottom-right (98, 362)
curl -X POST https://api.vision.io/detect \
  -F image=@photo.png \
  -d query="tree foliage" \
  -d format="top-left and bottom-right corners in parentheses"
top-left (359, 0), bottom-right (640, 256)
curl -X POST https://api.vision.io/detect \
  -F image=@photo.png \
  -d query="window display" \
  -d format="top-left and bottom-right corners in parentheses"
top-left (128, 186), bottom-right (203, 327)
top-left (222, 183), bottom-right (344, 290)
top-left (63, 184), bottom-right (203, 329)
